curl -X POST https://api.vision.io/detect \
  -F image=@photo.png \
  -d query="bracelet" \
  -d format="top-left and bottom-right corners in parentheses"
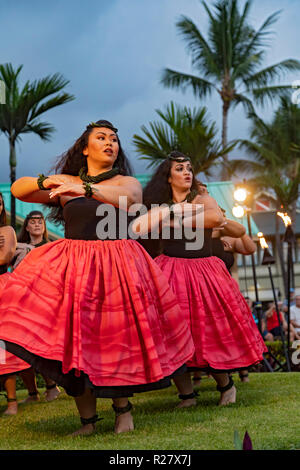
top-left (83, 181), bottom-right (94, 198)
top-left (37, 174), bottom-right (49, 190)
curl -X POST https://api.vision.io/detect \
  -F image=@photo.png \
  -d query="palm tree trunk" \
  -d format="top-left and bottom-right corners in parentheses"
top-left (221, 100), bottom-right (230, 181)
top-left (9, 138), bottom-right (16, 230)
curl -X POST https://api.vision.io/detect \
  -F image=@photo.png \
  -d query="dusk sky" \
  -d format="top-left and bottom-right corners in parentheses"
top-left (0, 0), bottom-right (299, 182)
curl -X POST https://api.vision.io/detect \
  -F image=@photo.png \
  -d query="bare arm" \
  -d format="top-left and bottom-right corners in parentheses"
top-left (90, 177), bottom-right (142, 207)
top-left (11, 175), bottom-right (71, 204)
top-left (48, 176), bottom-right (143, 209)
top-left (223, 234), bottom-right (257, 255)
top-left (132, 203), bottom-right (206, 236)
top-left (0, 226), bottom-right (17, 265)
top-left (291, 319), bottom-right (300, 328)
top-left (12, 174), bottom-right (143, 210)
top-left (190, 195), bottom-right (225, 228)
top-left (290, 309), bottom-right (300, 328)
top-left (221, 219), bottom-right (246, 238)
top-left (131, 205), bottom-right (172, 236)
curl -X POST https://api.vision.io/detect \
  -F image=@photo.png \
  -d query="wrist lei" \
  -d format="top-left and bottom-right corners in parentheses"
top-left (37, 174), bottom-right (49, 190)
top-left (82, 181), bottom-right (94, 198)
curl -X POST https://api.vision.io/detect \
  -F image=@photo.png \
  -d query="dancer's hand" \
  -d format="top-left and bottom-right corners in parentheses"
top-left (49, 183), bottom-right (86, 199)
top-left (16, 242), bottom-right (35, 252)
top-left (212, 221), bottom-right (228, 231)
top-left (43, 175), bottom-right (78, 189)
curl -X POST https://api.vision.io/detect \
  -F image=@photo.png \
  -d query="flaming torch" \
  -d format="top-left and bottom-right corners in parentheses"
top-left (277, 211), bottom-right (294, 359)
top-left (259, 233), bottom-right (291, 371)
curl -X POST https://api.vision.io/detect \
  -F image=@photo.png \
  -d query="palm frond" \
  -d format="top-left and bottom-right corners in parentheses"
top-left (133, 102), bottom-right (228, 175)
top-left (21, 121), bottom-right (55, 141)
top-left (176, 16), bottom-right (220, 78)
top-left (239, 10), bottom-right (281, 61)
top-left (251, 85), bottom-right (291, 105)
top-left (244, 60), bottom-right (300, 89)
top-left (161, 69), bottom-right (215, 98)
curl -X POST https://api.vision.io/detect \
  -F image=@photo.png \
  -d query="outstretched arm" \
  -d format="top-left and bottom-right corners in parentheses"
top-left (0, 226), bottom-right (17, 265)
top-left (220, 219), bottom-right (246, 238)
top-left (222, 234), bottom-right (257, 255)
top-left (189, 195), bottom-right (225, 228)
top-left (48, 176), bottom-right (143, 209)
top-left (11, 175), bottom-right (75, 204)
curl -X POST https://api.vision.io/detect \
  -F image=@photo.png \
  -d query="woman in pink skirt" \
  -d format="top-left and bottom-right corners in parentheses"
top-left (0, 122), bottom-right (194, 435)
top-left (133, 152), bottom-right (267, 407)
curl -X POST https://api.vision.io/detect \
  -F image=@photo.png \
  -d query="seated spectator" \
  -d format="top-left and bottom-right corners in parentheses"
top-left (290, 295), bottom-right (300, 338)
top-left (266, 302), bottom-right (299, 343)
top-left (245, 296), bottom-right (273, 342)
top-left (11, 210), bottom-right (49, 270)
top-left (282, 289), bottom-right (296, 313)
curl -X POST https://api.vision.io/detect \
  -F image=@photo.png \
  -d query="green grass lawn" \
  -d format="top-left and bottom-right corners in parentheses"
top-left (0, 372), bottom-right (299, 450)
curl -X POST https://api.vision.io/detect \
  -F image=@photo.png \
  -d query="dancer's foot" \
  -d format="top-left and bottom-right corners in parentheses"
top-left (44, 385), bottom-right (60, 402)
top-left (217, 376), bottom-right (236, 406)
top-left (113, 401), bottom-right (134, 434)
top-left (114, 411), bottom-right (134, 434)
top-left (71, 423), bottom-right (96, 437)
top-left (219, 385), bottom-right (236, 406)
top-left (3, 399), bottom-right (18, 415)
top-left (176, 398), bottom-right (197, 408)
top-left (71, 414), bottom-right (100, 437)
top-left (20, 392), bottom-right (40, 404)
top-left (239, 372), bottom-right (249, 383)
top-left (176, 392), bottom-right (197, 409)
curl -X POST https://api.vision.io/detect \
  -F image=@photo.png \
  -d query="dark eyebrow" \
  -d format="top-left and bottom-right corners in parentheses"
top-left (95, 131), bottom-right (117, 137)
top-left (175, 163), bottom-right (192, 168)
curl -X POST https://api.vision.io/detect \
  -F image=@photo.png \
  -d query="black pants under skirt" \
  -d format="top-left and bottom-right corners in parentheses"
top-left (2, 340), bottom-right (187, 398)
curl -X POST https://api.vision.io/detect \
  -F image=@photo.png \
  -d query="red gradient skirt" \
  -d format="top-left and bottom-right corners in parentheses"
top-left (0, 273), bottom-right (31, 377)
top-left (155, 254), bottom-right (267, 371)
top-left (0, 239), bottom-right (194, 395)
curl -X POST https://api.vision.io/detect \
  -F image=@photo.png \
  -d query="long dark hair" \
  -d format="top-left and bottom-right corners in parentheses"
top-left (143, 151), bottom-right (199, 209)
top-left (17, 211), bottom-right (49, 244)
top-left (47, 120), bottom-right (133, 224)
top-left (140, 152), bottom-right (199, 258)
top-left (0, 193), bottom-right (7, 227)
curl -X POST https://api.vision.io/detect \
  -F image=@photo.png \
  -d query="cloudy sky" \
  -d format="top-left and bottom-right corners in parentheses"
top-left (0, 0), bottom-right (299, 182)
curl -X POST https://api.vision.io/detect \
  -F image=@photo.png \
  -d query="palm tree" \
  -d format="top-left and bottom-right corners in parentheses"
top-left (0, 63), bottom-right (75, 228)
top-left (232, 97), bottom-right (300, 295)
top-left (133, 101), bottom-right (232, 177)
top-left (161, 0), bottom-right (300, 178)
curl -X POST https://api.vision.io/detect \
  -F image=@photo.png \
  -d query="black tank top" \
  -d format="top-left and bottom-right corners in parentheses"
top-left (0, 264), bottom-right (7, 275)
top-left (161, 227), bottom-right (213, 259)
top-left (211, 238), bottom-right (234, 272)
top-left (63, 197), bottom-right (132, 240)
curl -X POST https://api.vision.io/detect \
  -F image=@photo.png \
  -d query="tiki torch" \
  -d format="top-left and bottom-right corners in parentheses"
top-left (259, 233), bottom-right (291, 371)
top-left (277, 212), bottom-right (294, 358)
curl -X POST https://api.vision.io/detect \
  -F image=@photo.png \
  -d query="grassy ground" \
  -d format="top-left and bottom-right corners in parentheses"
top-left (0, 372), bottom-right (299, 450)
